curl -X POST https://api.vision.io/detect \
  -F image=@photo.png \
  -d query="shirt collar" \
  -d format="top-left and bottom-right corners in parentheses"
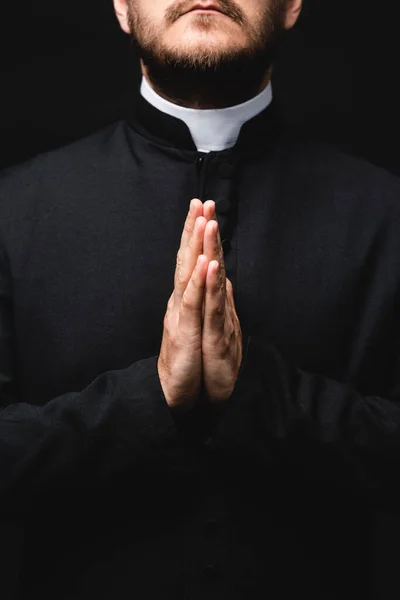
top-left (140, 75), bottom-right (273, 153)
top-left (125, 79), bottom-right (285, 156)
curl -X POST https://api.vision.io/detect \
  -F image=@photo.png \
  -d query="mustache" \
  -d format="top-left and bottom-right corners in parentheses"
top-left (166, 0), bottom-right (244, 24)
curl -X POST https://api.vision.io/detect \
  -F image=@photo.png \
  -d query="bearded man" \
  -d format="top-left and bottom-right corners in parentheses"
top-left (1, 1), bottom-right (400, 598)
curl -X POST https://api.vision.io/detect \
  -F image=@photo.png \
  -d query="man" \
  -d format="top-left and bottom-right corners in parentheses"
top-left (1, 0), bottom-right (400, 598)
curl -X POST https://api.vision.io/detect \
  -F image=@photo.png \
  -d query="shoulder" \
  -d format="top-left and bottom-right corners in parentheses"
top-left (276, 130), bottom-right (400, 218)
top-left (0, 120), bottom-right (127, 211)
top-left (280, 130), bottom-right (400, 188)
top-left (0, 121), bottom-right (132, 250)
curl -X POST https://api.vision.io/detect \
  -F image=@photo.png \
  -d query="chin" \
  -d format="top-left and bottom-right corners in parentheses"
top-left (167, 28), bottom-right (245, 52)
top-left (174, 13), bottom-right (236, 35)
top-left (161, 43), bottom-right (241, 68)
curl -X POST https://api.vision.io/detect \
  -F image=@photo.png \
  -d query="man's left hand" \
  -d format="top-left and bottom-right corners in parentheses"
top-left (201, 200), bottom-right (243, 403)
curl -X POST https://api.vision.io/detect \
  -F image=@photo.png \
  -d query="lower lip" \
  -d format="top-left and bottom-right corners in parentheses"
top-left (190, 9), bottom-right (222, 13)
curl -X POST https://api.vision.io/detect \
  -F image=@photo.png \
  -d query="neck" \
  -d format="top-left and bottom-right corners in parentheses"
top-left (141, 61), bottom-right (272, 110)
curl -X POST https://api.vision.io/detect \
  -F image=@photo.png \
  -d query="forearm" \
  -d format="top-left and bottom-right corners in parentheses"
top-left (208, 336), bottom-right (400, 504)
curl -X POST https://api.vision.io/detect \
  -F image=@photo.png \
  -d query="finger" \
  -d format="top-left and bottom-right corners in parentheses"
top-left (201, 200), bottom-right (216, 323)
top-left (175, 215), bottom-right (207, 307)
top-left (203, 259), bottom-right (226, 338)
top-left (203, 200), bottom-right (216, 222)
top-left (174, 200), bottom-right (205, 303)
top-left (203, 218), bottom-right (226, 292)
top-left (225, 277), bottom-right (234, 304)
top-left (179, 254), bottom-right (209, 337)
top-left (179, 198), bottom-right (203, 250)
top-left (176, 201), bottom-right (203, 282)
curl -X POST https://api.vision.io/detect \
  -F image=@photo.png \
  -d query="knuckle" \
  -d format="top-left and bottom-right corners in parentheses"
top-left (214, 302), bottom-right (225, 317)
top-left (177, 270), bottom-right (188, 288)
top-left (213, 334), bottom-right (229, 356)
top-left (181, 294), bottom-right (194, 311)
top-left (163, 313), bottom-right (171, 331)
top-left (163, 324), bottom-right (177, 349)
top-left (167, 291), bottom-right (175, 309)
top-left (227, 323), bottom-right (235, 340)
top-left (176, 251), bottom-right (184, 268)
top-left (184, 221), bottom-right (193, 236)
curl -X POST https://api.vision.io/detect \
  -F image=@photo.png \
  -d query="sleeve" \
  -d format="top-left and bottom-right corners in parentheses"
top-left (0, 247), bottom-right (188, 515)
top-left (0, 359), bottom-right (189, 511)
top-left (208, 335), bottom-right (400, 506)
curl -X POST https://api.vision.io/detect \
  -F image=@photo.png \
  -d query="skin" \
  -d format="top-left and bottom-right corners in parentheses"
top-left (112, 0), bottom-right (303, 406)
top-left (113, 0), bottom-right (302, 108)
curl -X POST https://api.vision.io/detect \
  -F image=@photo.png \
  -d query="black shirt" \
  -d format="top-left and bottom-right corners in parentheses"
top-left (1, 91), bottom-right (400, 599)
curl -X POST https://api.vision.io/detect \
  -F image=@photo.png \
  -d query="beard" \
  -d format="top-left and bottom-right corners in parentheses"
top-left (127, 0), bottom-right (288, 108)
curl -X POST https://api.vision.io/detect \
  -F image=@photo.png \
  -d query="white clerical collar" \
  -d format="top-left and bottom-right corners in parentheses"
top-left (140, 75), bottom-right (273, 153)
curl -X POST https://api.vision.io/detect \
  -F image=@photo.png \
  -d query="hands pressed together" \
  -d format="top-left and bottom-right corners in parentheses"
top-left (158, 198), bottom-right (243, 412)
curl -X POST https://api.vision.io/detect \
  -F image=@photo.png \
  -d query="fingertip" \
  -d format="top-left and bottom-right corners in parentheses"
top-left (196, 255), bottom-right (208, 280)
top-left (197, 254), bottom-right (205, 267)
top-left (205, 260), bottom-right (218, 289)
top-left (191, 198), bottom-right (202, 212)
top-left (211, 260), bottom-right (219, 272)
top-left (204, 200), bottom-right (216, 218)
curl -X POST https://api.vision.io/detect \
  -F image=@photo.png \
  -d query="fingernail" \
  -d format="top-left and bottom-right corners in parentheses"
top-left (189, 200), bottom-right (193, 214)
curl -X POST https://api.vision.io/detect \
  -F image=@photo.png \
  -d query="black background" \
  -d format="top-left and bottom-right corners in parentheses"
top-left (0, 0), bottom-right (399, 175)
top-left (0, 2), bottom-right (399, 597)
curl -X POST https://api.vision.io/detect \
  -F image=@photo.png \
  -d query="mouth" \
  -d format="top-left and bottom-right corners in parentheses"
top-left (187, 3), bottom-right (224, 14)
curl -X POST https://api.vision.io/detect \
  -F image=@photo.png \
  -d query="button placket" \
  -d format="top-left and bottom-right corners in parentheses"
top-left (195, 153), bottom-right (237, 288)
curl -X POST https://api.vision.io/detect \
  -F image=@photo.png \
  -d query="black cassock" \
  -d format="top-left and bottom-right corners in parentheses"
top-left (1, 89), bottom-right (400, 599)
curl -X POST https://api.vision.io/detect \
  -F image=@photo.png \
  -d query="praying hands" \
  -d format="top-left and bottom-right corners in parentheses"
top-left (158, 198), bottom-right (243, 412)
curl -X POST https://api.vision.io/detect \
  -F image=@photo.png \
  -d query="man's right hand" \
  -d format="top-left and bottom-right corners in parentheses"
top-left (158, 199), bottom-right (209, 413)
